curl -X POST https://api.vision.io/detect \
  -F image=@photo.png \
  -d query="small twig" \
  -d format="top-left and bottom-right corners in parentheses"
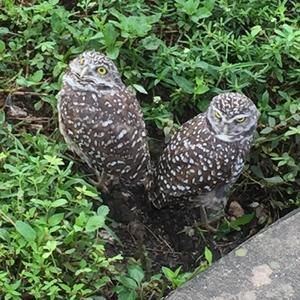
top-left (144, 224), bottom-right (175, 253)
top-left (144, 224), bottom-right (163, 244)
top-left (0, 208), bottom-right (15, 226)
top-left (159, 235), bottom-right (175, 254)
top-left (0, 90), bottom-right (49, 97)
top-left (242, 171), bottom-right (264, 187)
top-left (12, 116), bottom-right (50, 121)
top-left (145, 247), bottom-right (181, 255)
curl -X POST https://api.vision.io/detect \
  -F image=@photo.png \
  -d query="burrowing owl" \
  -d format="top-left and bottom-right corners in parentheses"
top-left (151, 93), bottom-right (259, 224)
top-left (57, 51), bottom-right (151, 192)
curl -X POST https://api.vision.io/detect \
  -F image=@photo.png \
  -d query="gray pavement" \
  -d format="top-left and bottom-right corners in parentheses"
top-left (166, 208), bottom-right (300, 300)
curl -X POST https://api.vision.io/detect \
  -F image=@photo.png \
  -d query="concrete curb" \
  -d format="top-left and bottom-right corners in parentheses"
top-left (165, 208), bottom-right (300, 300)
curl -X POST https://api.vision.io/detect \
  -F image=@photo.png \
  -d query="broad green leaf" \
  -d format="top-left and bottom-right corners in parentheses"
top-left (36, 41), bottom-right (56, 52)
top-left (173, 75), bottom-right (194, 94)
top-left (44, 240), bottom-right (57, 252)
top-left (0, 27), bottom-right (9, 36)
top-left (142, 35), bottom-right (161, 50)
top-left (85, 215), bottom-right (106, 232)
top-left (251, 165), bottom-right (265, 178)
top-left (195, 61), bottom-right (219, 77)
top-left (234, 214), bottom-right (254, 226)
top-left (193, 7), bottom-right (212, 21)
top-left (16, 77), bottom-right (31, 87)
top-left (204, 247), bottom-right (213, 266)
top-left (95, 276), bottom-right (111, 290)
top-left (132, 84), bottom-right (148, 94)
top-left (97, 205), bottom-right (109, 217)
top-left (51, 11), bottom-right (66, 33)
top-left (51, 199), bottom-right (68, 207)
top-left (263, 176), bottom-right (284, 184)
top-left (176, 0), bottom-right (200, 15)
top-left (128, 265), bottom-right (144, 285)
top-left (0, 111), bottom-right (5, 124)
top-left (162, 266), bottom-right (175, 280)
top-left (44, 155), bottom-right (64, 166)
top-left (0, 229), bottom-right (10, 241)
top-left (195, 85), bottom-right (209, 95)
top-left (106, 46), bottom-right (119, 59)
top-left (251, 25), bottom-right (262, 37)
top-left (285, 126), bottom-right (300, 136)
top-left (75, 185), bottom-right (98, 197)
top-left (112, 13), bottom-right (160, 38)
top-left (260, 127), bottom-right (273, 134)
top-left (118, 290), bottom-right (137, 300)
top-left (83, 189), bottom-right (98, 198)
top-left (174, 266), bottom-right (182, 276)
top-left (103, 23), bottom-right (119, 47)
top-left (48, 213), bottom-right (64, 226)
top-left (15, 221), bottom-right (36, 242)
top-left (117, 275), bottom-right (138, 289)
top-left (0, 40), bottom-right (5, 52)
top-left (268, 117), bottom-right (276, 127)
top-left (53, 61), bottom-right (67, 77)
top-left (29, 70), bottom-right (44, 82)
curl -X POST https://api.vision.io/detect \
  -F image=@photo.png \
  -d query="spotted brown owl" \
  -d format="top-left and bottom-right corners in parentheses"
top-left (57, 51), bottom-right (152, 192)
top-left (151, 93), bottom-right (259, 224)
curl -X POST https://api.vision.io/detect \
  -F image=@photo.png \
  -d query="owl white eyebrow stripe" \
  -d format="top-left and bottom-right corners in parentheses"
top-left (214, 109), bottom-right (248, 122)
top-left (228, 114), bottom-right (249, 122)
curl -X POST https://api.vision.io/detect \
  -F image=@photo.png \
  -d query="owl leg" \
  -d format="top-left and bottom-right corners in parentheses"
top-left (87, 177), bottom-right (108, 194)
top-left (95, 169), bottom-right (111, 193)
top-left (189, 198), bottom-right (219, 232)
top-left (87, 169), bottom-right (115, 194)
top-left (198, 205), bottom-right (218, 232)
top-left (191, 190), bottom-right (227, 232)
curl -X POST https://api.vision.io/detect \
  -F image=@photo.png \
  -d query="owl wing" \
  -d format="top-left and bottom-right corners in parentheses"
top-left (74, 89), bottom-right (150, 182)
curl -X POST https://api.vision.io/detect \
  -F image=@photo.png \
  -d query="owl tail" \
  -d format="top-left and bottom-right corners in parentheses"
top-left (146, 169), bottom-right (166, 209)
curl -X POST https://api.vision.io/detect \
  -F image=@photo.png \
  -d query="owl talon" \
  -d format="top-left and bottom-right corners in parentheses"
top-left (198, 205), bottom-right (219, 233)
top-left (86, 176), bottom-right (109, 194)
top-left (199, 222), bottom-right (218, 233)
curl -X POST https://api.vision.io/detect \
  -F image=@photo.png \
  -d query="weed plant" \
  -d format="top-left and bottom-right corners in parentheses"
top-left (0, 0), bottom-right (299, 298)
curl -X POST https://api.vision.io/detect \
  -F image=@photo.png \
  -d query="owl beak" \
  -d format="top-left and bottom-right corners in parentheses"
top-left (80, 66), bottom-right (90, 78)
top-left (223, 124), bottom-right (229, 134)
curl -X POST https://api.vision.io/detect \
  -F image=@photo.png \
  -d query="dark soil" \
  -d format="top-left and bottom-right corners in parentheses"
top-left (106, 182), bottom-right (295, 275)
top-left (102, 181), bottom-right (264, 275)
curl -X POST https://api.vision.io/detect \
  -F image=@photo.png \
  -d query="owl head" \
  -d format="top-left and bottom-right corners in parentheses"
top-left (206, 92), bottom-right (259, 142)
top-left (63, 51), bottom-right (122, 91)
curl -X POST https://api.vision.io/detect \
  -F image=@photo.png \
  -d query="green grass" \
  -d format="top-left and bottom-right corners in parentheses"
top-left (0, 0), bottom-right (300, 298)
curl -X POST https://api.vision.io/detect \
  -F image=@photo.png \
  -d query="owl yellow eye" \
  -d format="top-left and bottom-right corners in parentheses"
top-left (236, 117), bottom-right (246, 123)
top-left (214, 111), bottom-right (222, 119)
top-left (79, 58), bottom-right (85, 65)
top-left (97, 67), bottom-right (107, 75)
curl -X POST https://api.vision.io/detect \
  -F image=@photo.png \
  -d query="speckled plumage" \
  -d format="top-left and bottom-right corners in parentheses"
top-left (151, 93), bottom-right (259, 213)
top-left (57, 51), bottom-right (151, 191)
